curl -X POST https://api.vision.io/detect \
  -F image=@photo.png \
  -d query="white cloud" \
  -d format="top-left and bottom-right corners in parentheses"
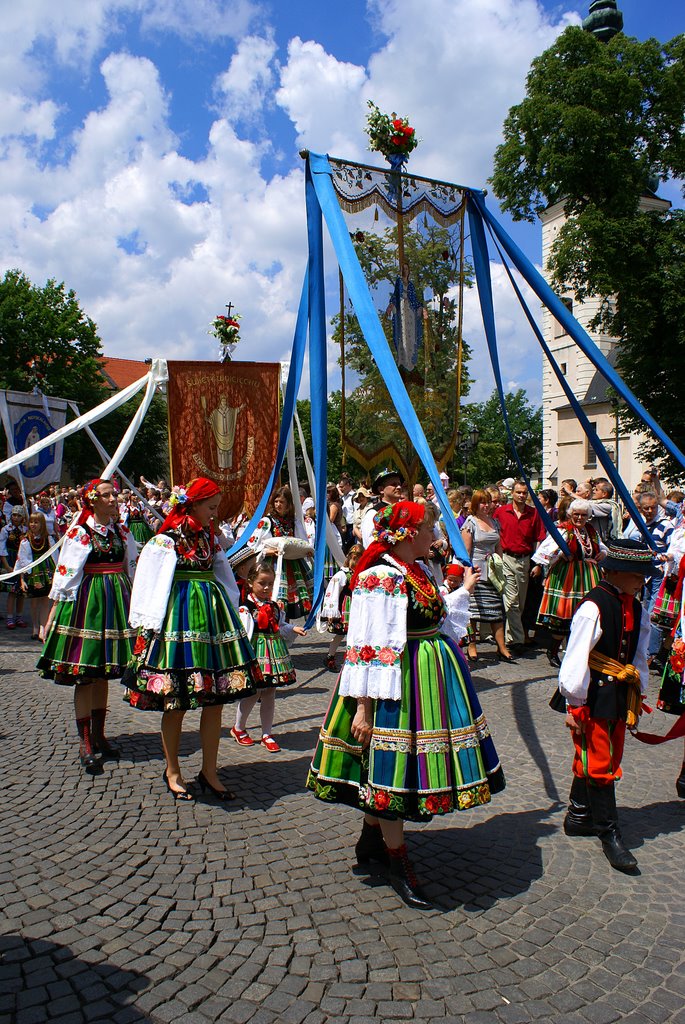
top-left (461, 261), bottom-right (543, 404)
top-left (276, 38), bottom-right (368, 161)
top-left (215, 33), bottom-right (278, 123)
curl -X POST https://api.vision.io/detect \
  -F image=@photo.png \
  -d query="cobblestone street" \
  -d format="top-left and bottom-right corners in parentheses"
top-left (1, 623), bottom-right (684, 1024)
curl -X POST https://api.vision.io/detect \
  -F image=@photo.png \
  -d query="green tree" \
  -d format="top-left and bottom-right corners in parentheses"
top-left (448, 389), bottom-right (542, 488)
top-left (0, 269), bottom-right (168, 482)
top-left (334, 223), bottom-right (472, 479)
top-left (490, 26), bottom-right (685, 475)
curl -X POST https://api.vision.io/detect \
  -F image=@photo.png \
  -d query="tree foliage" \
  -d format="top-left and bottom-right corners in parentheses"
top-left (491, 27), bottom-right (685, 477)
top-left (452, 389), bottom-right (543, 488)
top-left (335, 223), bottom-right (472, 477)
top-left (0, 269), bottom-right (169, 483)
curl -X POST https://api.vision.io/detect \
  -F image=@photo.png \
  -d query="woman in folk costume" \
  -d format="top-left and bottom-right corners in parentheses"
top-left (246, 484), bottom-right (314, 619)
top-left (320, 543), bottom-right (363, 672)
top-left (126, 497), bottom-right (155, 547)
top-left (230, 561), bottom-right (306, 752)
top-left (307, 501), bottom-right (505, 910)
top-left (123, 477), bottom-right (262, 802)
top-left (656, 553), bottom-right (685, 798)
top-left (16, 511), bottom-right (56, 640)
top-left (536, 499), bottom-right (605, 668)
top-left (37, 479), bottom-right (138, 773)
top-left (651, 522), bottom-right (685, 633)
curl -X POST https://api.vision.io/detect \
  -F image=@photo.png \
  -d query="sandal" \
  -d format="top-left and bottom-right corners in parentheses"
top-left (230, 726), bottom-right (254, 746)
top-left (261, 735), bottom-right (281, 753)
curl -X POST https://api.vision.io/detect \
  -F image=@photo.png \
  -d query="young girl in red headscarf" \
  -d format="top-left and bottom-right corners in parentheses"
top-left (307, 501), bottom-right (505, 910)
top-left (38, 479), bottom-right (139, 773)
top-left (123, 477), bottom-right (262, 801)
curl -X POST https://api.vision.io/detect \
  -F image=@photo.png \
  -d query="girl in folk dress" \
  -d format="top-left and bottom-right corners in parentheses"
top-left (230, 563), bottom-right (307, 752)
top-left (651, 523), bottom-right (685, 633)
top-left (16, 512), bottom-right (56, 640)
top-left (536, 499), bottom-right (606, 667)
top-left (247, 485), bottom-right (314, 619)
top-left (321, 544), bottom-right (363, 672)
top-left (37, 480), bottom-right (138, 773)
top-left (123, 478), bottom-right (262, 801)
top-left (307, 502), bottom-right (505, 910)
top-left (0, 507), bottom-right (28, 629)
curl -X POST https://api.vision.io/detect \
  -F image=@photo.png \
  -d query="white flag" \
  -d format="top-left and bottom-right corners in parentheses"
top-left (0, 390), bottom-right (68, 494)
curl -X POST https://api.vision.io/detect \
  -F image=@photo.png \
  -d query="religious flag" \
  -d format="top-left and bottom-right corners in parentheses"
top-left (0, 389), bottom-right (68, 494)
top-left (166, 361), bottom-right (281, 522)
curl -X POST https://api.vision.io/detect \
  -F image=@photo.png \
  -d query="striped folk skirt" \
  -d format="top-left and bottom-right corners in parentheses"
top-left (651, 573), bottom-right (681, 631)
top-left (122, 571), bottom-right (261, 712)
top-left (128, 518), bottom-right (154, 546)
top-left (276, 558), bottom-right (314, 620)
top-left (307, 628), bottom-right (505, 822)
top-left (468, 579), bottom-right (504, 622)
top-left (537, 558), bottom-right (600, 636)
top-left (253, 630), bottom-right (296, 688)
top-left (38, 564), bottom-right (136, 684)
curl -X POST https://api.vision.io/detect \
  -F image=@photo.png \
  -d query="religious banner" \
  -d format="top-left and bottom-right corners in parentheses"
top-left (0, 390), bottom-right (68, 494)
top-left (166, 361), bottom-right (280, 521)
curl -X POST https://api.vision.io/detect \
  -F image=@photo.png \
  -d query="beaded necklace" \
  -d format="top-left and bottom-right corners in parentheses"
top-left (385, 553), bottom-right (438, 601)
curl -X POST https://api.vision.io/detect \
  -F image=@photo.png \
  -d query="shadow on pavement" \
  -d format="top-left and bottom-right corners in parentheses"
top-left (410, 805), bottom-right (559, 912)
top-left (619, 797), bottom-right (685, 847)
top-left (0, 932), bottom-right (152, 1022)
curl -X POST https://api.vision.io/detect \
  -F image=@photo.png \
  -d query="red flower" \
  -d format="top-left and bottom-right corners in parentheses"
top-left (363, 573), bottom-right (380, 590)
top-left (57, 565), bottom-right (67, 575)
top-left (128, 691), bottom-right (140, 706)
top-left (66, 527), bottom-right (79, 539)
top-left (133, 635), bottom-right (146, 655)
top-left (359, 645), bottom-right (375, 663)
top-left (424, 795), bottom-right (441, 813)
top-left (440, 793), bottom-right (452, 811)
top-left (378, 647), bottom-right (397, 665)
top-left (374, 790), bottom-right (390, 810)
top-left (382, 577), bottom-right (396, 593)
top-left (392, 119), bottom-right (403, 129)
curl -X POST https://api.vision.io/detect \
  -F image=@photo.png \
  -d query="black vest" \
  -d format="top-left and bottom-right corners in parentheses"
top-left (581, 582), bottom-right (642, 722)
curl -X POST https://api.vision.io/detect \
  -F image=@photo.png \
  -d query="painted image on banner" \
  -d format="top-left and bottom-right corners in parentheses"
top-left (166, 361), bottom-right (280, 522)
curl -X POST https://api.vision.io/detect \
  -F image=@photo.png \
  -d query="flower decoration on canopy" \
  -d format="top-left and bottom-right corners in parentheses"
top-left (365, 101), bottom-right (419, 162)
top-left (209, 312), bottom-right (242, 361)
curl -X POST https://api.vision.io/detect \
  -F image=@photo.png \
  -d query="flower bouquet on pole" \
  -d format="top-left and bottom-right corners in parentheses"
top-left (210, 312), bottom-right (241, 362)
top-left (365, 101), bottom-right (419, 170)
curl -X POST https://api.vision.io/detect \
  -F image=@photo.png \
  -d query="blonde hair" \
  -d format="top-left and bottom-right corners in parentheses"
top-left (29, 512), bottom-right (49, 543)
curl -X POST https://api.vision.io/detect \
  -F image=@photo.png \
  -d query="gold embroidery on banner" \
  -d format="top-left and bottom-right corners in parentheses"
top-left (191, 435), bottom-right (255, 482)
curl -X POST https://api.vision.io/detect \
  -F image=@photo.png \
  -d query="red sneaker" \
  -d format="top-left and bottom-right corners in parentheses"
top-left (261, 735), bottom-right (281, 753)
top-left (15, 619), bottom-right (27, 628)
top-left (230, 726), bottom-right (254, 746)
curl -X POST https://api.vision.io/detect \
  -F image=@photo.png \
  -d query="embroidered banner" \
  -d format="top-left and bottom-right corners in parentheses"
top-left (166, 361), bottom-right (280, 522)
top-left (0, 389), bottom-right (68, 494)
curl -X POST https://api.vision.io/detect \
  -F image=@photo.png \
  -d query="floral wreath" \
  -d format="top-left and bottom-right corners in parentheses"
top-left (168, 489), bottom-right (188, 509)
top-left (372, 504), bottom-right (420, 546)
top-left (83, 478), bottom-right (118, 507)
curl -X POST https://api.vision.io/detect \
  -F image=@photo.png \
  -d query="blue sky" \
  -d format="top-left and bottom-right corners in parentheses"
top-left (1, 0), bottom-right (683, 406)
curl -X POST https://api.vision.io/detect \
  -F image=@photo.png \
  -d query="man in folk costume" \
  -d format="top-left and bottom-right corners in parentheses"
top-left (558, 538), bottom-right (654, 872)
top-left (360, 468), bottom-right (403, 549)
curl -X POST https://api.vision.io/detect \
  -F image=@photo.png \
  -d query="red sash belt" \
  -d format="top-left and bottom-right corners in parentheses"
top-left (83, 562), bottom-right (124, 575)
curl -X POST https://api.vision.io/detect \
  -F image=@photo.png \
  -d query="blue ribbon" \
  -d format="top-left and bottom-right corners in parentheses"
top-left (483, 222), bottom-right (656, 550)
top-left (307, 151), bottom-right (472, 565)
top-left (470, 190), bottom-right (685, 472)
top-left (227, 272), bottom-right (310, 558)
top-left (304, 162), bottom-right (330, 627)
top-left (467, 196), bottom-right (572, 557)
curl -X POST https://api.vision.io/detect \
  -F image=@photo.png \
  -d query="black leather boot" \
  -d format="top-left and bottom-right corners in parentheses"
top-left (387, 845), bottom-right (432, 910)
top-left (563, 777), bottom-right (597, 836)
top-left (676, 762), bottom-right (685, 799)
top-left (587, 783), bottom-right (638, 872)
top-left (76, 717), bottom-right (103, 775)
top-left (355, 820), bottom-right (389, 867)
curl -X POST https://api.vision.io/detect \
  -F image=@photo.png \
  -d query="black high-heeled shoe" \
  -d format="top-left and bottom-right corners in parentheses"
top-left (163, 771), bottom-right (194, 801)
top-left (547, 649), bottom-right (562, 669)
top-left (197, 771), bottom-right (235, 801)
top-left (497, 651), bottom-right (516, 664)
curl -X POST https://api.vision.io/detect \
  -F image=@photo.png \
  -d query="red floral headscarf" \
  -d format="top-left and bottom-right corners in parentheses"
top-left (158, 476), bottom-right (221, 542)
top-left (350, 501), bottom-right (427, 589)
